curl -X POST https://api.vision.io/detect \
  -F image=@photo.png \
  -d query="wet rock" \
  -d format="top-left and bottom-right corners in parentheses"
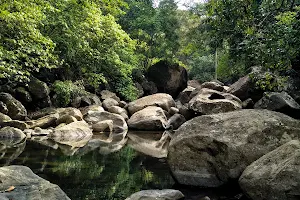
top-left (128, 106), bottom-right (167, 131)
top-left (128, 93), bottom-right (175, 115)
top-left (254, 91), bottom-right (300, 119)
top-left (146, 60), bottom-right (188, 97)
top-left (125, 189), bottom-right (184, 200)
top-left (239, 140), bottom-right (300, 200)
top-left (102, 98), bottom-right (119, 110)
top-left (201, 81), bottom-right (224, 92)
top-left (0, 113), bottom-right (11, 123)
top-left (49, 121), bottom-right (93, 148)
top-left (84, 111), bottom-right (127, 133)
top-left (28, 77), bottom-right (50, 99)
top-left (166, 114), bottom-right (186, 130)
top-left (0, 127), bottom-right (26, 140)
top-left (0, 93), bottom-right (27, 120)
top-left (0, 165), bottom-right (70, 200)
top-left (92, 120), bottom-right (113, 132)
top-left (168, 109), bottom-right (300, 187)
top-left (189, 88), bottom-right (242, 114)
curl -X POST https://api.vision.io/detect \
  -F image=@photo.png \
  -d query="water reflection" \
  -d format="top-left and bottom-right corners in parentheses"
top-left (0, 137), bottom-right (26, 166)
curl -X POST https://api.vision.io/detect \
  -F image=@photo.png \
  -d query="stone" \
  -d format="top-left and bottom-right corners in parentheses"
top-left (107, 106), bottom-right (128, 121)
top-left (27, 113), bottom-right (59, 129)
top-left (176, 86), bottom-right (195, 104)
top-left (49, 121), bottom-right (93, 148)
top-left (242, 98), bottom-right (254, 109)
top-left (84, 111), bottom-right (128, 133)
top-left (15, 87), bottom-right (32, 104)
top-left (146, 60), bottom-right (188, 97)
top-left (168, 109), bottom-right (300, 187)
top-left (201, 81), bottom-right (224, 92)
top-left (0, 101), bottom-right (8, 115)
top-left (141, 80), bottom-right (158, 95)
top-left (166, 114), bottom-right (186, 130)
top-left (27, 77), bottom-right (50, 99)
top-left (79, 105), bottom-right (105, 116)
top-left (56, 114), bottom-right (77, 125)
top-left (0, 113), bottom-right (11, 123)
top-left (0, 165), bottom-right (70, 200)
top-left (188, 80), bottom-right (201, 88)
top-left (92, 120), bottom-right (113, 132)
top-left (128, 93), bottom-right (175, 115)
top-left (169, 107), bottom-right (179, 115)
top-left (254, 91), bottom-right (300, 119)
top-left (227, 76), bottom-right (251, 101)
top-left (239, 140), bottom-right (300, 200)
top-left (125, 189), bottom-right (184, 200)
top-left (0, 120), bottom-right (29, 130)
top-left (0, 93), bottom-right (27, 120)
top-left (189, 88), bottom-right (242, 114)
top-left (102, 98), bottom-right (119, 110)
top-left (100, 90), bottom-right (120, 102)
top-left (128, 106), bottom-right (167, 131)
top-left (0, 127), bottom-right (26, 140)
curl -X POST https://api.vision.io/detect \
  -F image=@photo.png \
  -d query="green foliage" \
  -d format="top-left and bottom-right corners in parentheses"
top-left (52, 80), bottom-right (87, 107)
top-left (188, 55), bottom-right (215, 82)
top-left (0, 0), bottom-right (59, 83)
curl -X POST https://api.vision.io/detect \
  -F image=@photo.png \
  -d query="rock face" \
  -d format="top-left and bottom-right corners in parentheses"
top-left (239, 140), bottom-right (300, 200)
top-left (128, 93), bottom-right (175, 115)
top-left (168, 109), bottom-right (300, 187)
top-left (128, 106), bottom-right (167, 130)
top-left (0, 93), bottom-right (27, 120)
top-left (254, 91), bottom-right (300, 119)
top-left (0, 165), bottom-right (70, 200)
top-left (227, 76), bottom-right (251, 101)
top-left (189, 88), bottom-right (242, 114)
top-left (125, 189), bottom-right (184, 200)
top-left (84, 111), bottom-right (127, 133)
top-left (146, 60), bottom-right (188, 97)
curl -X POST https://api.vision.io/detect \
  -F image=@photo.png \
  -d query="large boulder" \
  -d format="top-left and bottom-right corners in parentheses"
top-left (128, 106), bottom-right (167, 131)
top-left (15, 87), bottom-right (32, 105)
top-left (188, 88), bottom-right (242, 114)
top-left (100, 90), bottom-right (120, 102)
top-left (107, 106), bottom-right (128, 121)
top-left (0, 113), bottom-right (11, 123)
top-left (27, 77), bottom-right (50, 99)
top-left (0, 93), bottom-right (27, 120)
top-left (125, 189), bottom-right (184, 200)
top-left (227, 76), bottom-right (251, 101)
top-left (102, 98), bottom-right (119, 110)
top-left (176, 86), bottom-right (195, 104)
top-left (239, 140), bottom-right (300, 200)
top-left (166, 114), bottom-right (186, 130)
top-left (146, 60), bottom-right (188, 97)
top-left (254, 91), bottom-right (300, 119)
top-left (84, 111), bottom-right (127, 133)
top-left (168, 109), bottom-right (300, 187)
top-left (0, 165), bottom-right (70, 200)
top-left (128, 93), bottom-right (175, 115)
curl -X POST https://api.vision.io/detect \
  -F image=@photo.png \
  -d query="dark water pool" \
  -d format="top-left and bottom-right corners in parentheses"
top-left (0, 133), bottom-right (248, 200)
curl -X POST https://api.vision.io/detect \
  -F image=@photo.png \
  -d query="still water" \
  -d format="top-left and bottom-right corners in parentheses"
top-left (0, 132), bottom-right (248, 200)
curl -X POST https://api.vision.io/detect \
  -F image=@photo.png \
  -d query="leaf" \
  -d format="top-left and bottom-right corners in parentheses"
top-left (5, 186), bottom-right (15, 192)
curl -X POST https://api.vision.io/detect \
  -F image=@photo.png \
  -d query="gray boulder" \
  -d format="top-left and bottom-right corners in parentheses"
top-left (84, 111), bottom-right (127, 133)
top-left (102, 98), bottom-right (119, 110)
top-left (239, 140), bottom-right (300, 200)
top-left (128, 93), bottom-right (175, 115)
top-left (0, 93), bottom-right (27, 120)
top-left (100, 90), bottom-right (120, 102)
top-left (0, 165), bottom-right (70, 200)
top-left (107, 106), bottom-right (128, 121)
top-left (0, 113), bottom-right (11, 123)
top-left (128, 106), bottom-right (167, 131)
top-left (227, 76), bottom-right (251, 101)
top-left (189, 88), bottom-right (242, 114)
top-left (168, 109), bottom-right (300, 187)
top-left (125, 189), bottom-right (184, 200)
top-left (166, 114), bottom-right (186, 130)
top-left (28, 77), bottom-right (50, 99)
top-left (201, 81), bottom-right (224, 92)
top-left (254, 91), bottom-right (300, 119)
top-left (0, 127), bottom-right (26, 140)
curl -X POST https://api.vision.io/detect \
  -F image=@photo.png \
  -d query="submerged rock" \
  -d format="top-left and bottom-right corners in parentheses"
top-left (168, 109), bottom-right (300, 187)
top-left (125, 189), bottom-right (184, 200)
top-left (239, 140), bottom-right (300, 200)
top-left (0, 165), bottom-right (70, 200)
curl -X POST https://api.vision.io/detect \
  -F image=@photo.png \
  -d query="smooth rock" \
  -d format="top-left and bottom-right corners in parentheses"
top-left (166, 114), bottom-right (186, 130)
top-left (100, 90), bottom-right (120, 102)
top-left (201, 82), bottom-right (224, 92)
top-left (128, 93), bottom-right (175, 115)
top-left (254, 91), bottom-right (300, 119)
top-left (128, 106), bottom-right (167, 130)
top-left (102, 98), bottom-right (119, 110)
top-left (92, 120), bottom-right (113, 132)
top-left (168, 109), bottom-right (300, 187)
top-left (189, 88), bottom-right (242, 114)
top-left (239, 140), bottom-right (300, 200)
top-left (0, 113), bottom-right (11, 123)
top-left (0, 127), bottom-right (26, 140)
top-left (107, 106), bottom-right (129, 120)
top-left (227, 76), bottom-right (251, 101)
top-left (0, 165), bottom-right (70, 200)
top-left (125, 189), bottom-right (184, 200)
